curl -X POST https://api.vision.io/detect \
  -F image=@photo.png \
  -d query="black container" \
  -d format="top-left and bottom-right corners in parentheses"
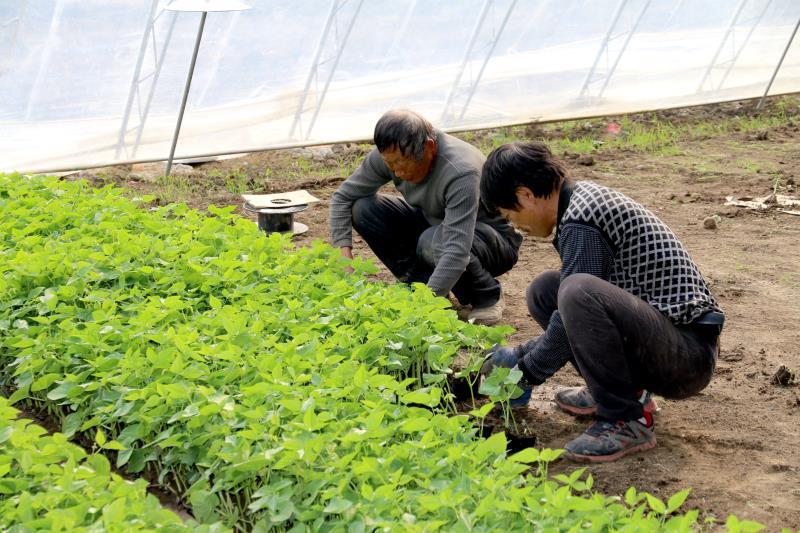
top-left (257, 210), bottom-right (294, 233)
top-left (244, 203), bottom-right (308, 235)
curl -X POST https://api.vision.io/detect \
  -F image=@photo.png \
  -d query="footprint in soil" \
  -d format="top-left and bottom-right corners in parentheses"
top-left (720, 344), bottom-right (745, 362)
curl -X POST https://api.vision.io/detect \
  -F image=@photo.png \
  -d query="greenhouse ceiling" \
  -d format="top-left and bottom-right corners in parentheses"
top-left (1, 0), bottom-right (799, 173)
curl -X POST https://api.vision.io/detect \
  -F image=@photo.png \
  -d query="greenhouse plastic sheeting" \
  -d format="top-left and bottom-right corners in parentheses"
top-left (2, 0), bottom-right (800, 173)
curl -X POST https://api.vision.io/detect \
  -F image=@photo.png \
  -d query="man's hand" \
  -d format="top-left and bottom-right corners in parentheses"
top-left (480, 344), bottom-right (519, 377)
top-left (479, 344), bottom-right (534, 407)
top-left (340, 246), bottom-right (354, 273)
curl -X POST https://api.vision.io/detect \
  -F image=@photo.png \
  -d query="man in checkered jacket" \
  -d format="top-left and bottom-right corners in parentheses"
top-left (480, 141), bottom-right (724, 462)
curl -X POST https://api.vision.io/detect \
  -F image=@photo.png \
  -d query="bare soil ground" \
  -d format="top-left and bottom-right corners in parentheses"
top-left (77, 98), bottom-right (800, 529)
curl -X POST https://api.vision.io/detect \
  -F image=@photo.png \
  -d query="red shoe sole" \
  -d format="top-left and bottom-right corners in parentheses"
top-left (564, 437), bottom-right (658, 463)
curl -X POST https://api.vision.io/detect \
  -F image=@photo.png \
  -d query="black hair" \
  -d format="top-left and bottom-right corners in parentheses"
top-left (373, 109), bottom-right (435, 161)
top-left (480, 141), bottom-right (568, 210)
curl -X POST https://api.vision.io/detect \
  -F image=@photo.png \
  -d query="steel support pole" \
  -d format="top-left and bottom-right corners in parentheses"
top-left (718, 0), bottom-right (773, 90)
top-left (116, 0), bottom-right (160, 159)
top-left (441, 0), bottom-right (493, 123)
top-left (305, 0), bottom-right (364, 139)
top-left (166, 11), bottom-right (207, 177)
top-left (289, 0), bottom-right (340, 139)
top-left (757, 16), bottom-right (800, 110)
top-left (579, 0), bottom-right (627, 98)
top-left (697, 0), bottom-right (749, 93)
top-left (597, 0), bottom-right (652, 98)
top-left (458, 0), bottom-right (518, 120)
top-left (131, 12), bottom-right (179, 158)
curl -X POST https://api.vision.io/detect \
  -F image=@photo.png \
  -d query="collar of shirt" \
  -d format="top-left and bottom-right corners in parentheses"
top-left (552, 179), bottom-right (576, 250)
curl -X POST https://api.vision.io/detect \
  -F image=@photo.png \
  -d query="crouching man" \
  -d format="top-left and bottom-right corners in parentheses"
top-left (480, 142), bottom-right (723, 462)
top-left (330, 109), bottom-right (522, 324)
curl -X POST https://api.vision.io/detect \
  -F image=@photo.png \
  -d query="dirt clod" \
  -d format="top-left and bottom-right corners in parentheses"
top-left (771, 365), bottom-right (797, 386)
top-left (703, 215), bottom-right (719, 229)
top-left (577, 154), bottom-right (595, 166)
top-left (129, 162), bottom-right (193, 182)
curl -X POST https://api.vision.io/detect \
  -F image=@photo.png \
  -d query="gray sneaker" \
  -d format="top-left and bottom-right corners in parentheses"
top-left (554, 387), bottom-right (658, 417)
top-left (467, 293), bottom-right (504, 326)
top-left (564, 419), bottom-right (657, 462)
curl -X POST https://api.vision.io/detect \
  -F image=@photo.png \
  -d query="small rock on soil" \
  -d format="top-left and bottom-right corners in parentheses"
top-left (129, 162), bottom-right (193, 182)
top-left (703, 215), bottom-right (721, 229)
top-left (771, 365), bottom-right (797, 386)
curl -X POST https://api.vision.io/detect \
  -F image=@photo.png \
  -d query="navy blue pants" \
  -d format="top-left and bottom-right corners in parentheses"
top-left (352, 194), bottom-right (519, 307)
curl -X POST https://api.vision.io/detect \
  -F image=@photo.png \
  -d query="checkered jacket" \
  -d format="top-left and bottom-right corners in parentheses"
top-left (559, 181), bottom-right (721, 324)
top-left (518, 181), bottom-right (721, 385)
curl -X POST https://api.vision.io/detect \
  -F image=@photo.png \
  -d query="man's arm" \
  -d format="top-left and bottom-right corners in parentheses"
top-left (329, 149), bottom-right (393, 249)
top-left (518, 223), bottom-right (615, 384)
top-left (426, 174), bottom-right (479, 296)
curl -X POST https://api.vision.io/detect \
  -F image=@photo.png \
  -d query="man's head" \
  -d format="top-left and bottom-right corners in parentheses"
top-left (480, 141), bottom-right (569, 237)
top-left (374, 109), bottom-right (437, 184)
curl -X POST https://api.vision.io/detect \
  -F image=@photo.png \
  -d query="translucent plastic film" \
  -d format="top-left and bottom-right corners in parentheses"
top-left (2, 0), bottom-right (799, 173)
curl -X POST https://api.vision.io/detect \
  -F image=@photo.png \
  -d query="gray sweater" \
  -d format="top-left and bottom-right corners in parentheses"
top-left (330, 131), bottom-right (514, 296)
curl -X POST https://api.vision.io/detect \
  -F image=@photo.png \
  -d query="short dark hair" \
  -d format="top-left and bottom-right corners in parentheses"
top-left (373, 109), bottom-right (436, 161)
top-left (481, 141), bottom-right (568, 210)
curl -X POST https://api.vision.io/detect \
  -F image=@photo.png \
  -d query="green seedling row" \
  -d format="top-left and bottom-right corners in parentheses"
top-left (0, 174), bottom-right (750, 531)
top-left (0, 396), bottom-right (226, 531)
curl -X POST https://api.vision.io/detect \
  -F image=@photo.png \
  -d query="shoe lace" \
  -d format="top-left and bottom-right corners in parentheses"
top-left (586, 419), bottom-right (636, 439)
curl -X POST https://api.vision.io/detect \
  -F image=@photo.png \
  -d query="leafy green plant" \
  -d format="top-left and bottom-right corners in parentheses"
top-left (478, 366), bottom-right (525, 431)
top-left (0, 173), bottom-right (761, 531)
top-left (453, 350), bottom-right (486, 407)
top-left (0, 397), bottom-right (224, 531)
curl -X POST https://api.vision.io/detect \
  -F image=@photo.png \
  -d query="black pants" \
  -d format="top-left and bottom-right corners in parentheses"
top-left (527, 271), bottom-right (719, 421)
top-left (352, 194), bottom-right (519, 307)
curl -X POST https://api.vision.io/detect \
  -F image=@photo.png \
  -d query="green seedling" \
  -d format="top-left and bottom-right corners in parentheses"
top-left (453, 349), bottom-right (486, 408)
top-left (0, 397), bottom-right (224, 531)
top-left (479, 366), bottom-right (525, 432)
top-left (469, 400), bottom-right (495, 436)
top-left (0, 172), bottom-right (762, 532)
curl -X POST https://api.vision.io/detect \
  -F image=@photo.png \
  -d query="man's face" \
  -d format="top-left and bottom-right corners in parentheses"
top-left (498, 187), bottom-right (558, 237)
top-left (381, 141), bottom-right (436, 184)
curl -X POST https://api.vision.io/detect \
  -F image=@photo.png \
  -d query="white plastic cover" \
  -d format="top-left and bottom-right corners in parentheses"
top-left (1, 0), bottom-right (799, 173)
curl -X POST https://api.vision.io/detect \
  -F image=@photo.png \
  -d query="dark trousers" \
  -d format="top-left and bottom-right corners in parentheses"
top-left (527, 271), bottom-right (719, 421)
top-left (352, 194), bottom-right (519, 307)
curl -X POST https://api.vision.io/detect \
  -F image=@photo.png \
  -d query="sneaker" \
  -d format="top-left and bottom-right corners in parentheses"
top-left (554, 387), bottom-right (658, 417)
top-left (480, 344), bottom-right (532, 407)
top-left (564, 419), bottom-right (657, 462)
top-left (467, 293), bottom-right (504, 326)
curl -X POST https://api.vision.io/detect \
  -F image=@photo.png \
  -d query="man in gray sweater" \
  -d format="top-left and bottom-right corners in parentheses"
top-left (329, 109), bottom-right (522, 324)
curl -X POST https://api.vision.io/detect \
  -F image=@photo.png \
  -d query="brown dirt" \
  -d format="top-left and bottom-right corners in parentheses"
top-left (73, 97), bottom-right (800, 529)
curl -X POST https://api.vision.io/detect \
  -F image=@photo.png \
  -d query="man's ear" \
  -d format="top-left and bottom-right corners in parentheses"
top-left (515, 186), bottom-right (536, 207)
